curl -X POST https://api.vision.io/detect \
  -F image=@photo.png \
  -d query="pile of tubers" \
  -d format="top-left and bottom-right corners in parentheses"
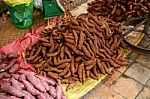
top-left (0, 72), bottom-right (66, 99)
top-left (88, 0), bottom-right (150, 22)
top-left (25, 13), bottom-right (128, 90)
top-left (0, 52), bottom-right (20, 79)
top-left (0, 52), bottom-right (66, 99)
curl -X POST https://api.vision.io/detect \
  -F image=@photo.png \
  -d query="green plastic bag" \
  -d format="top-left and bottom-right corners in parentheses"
top-left (6, 0), bottom-right (34, 29)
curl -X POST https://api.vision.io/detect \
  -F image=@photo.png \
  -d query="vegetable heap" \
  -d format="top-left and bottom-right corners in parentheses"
top-left (25, 13), bottom-right (128, 90)
top-left (0, 53), bottom-right (66, 99)
top-left (88, 0), bottom-right (150, 22)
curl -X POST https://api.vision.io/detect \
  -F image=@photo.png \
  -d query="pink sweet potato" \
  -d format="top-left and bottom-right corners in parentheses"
top-left (49, 86), bottom-right (56, 98)
top-left (26, 73), bottom-right (46, 92)
top-left (38, 93), bottom-right (46, 99)
top-left (10, 79), bottom-right (24, 90)
top-left (21, 79), bottom-right (40, 95)
top-left (0, 59), bottom-right (17, 73)
top-left (40, 79), bottom-right (50, 91)
top-left (1, 84), bottom-right (25, 97)
top-left (22, 90), bottom-right (36, 99)
top-left (44, 93), bottom-right (54, 99)
top-left (37, 75), bottom-right (56, 86)
top-left (9, 64), bottom-right (20, 73)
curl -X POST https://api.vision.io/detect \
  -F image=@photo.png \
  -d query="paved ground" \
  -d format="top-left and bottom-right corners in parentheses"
top-left (0, 14), bottom-right (150, 99)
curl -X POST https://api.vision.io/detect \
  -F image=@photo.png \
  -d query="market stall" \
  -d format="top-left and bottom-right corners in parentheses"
top-left (0, 0), bottom-right (150, 99)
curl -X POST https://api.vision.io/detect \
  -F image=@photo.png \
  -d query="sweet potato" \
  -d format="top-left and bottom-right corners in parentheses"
top-left (42, 43), bottom-right (51, 47)
top-left (21, 79), bottom-right (40, 95)
top-left (22, 90), bottom-right (36, 99)
top-left (10, 78), bottom-right (24, 90)
top-left (26, 73), bottom-right (46, 92)
top-left (109, 59), bottom-right (121, 67)
top-left (78, 31), bottom-right (85, 50)
top-left (60, 46), bottom-right (65, 59)
top-left (65, 43), bottom-right (84, 55)
top-left (71, 18), bottom-right (79, 25)
top-left (48, 72), bottom-right (59, 79)
top-left (102, 44), bottom-right (113, 56)
top-left (66, 81), bottom-right (76, 91)
top-left (38, 38), bottom-right (49, 43)
top-left (64, 46), bottom-right (72, 59)
top-left (0, 59), bottom-right (17, 73)
top-left (56, 84), bottom-right (62, 99)
top-left (0, 63), bottom-right (7, 69)
top-left (84, 41), bottom-right (94, 57)
top-left (84, 59), bottom-right (96, 66)
top-left (97, 59), bottom-right (106, 74)
top-left (87, 38), bottom-right (96, 56)
top-left (3, 72), bottom-right (11, 78)
top-left (65, 38), bottom-right (75, 45)
top-left (101, 62), bottom-right (112, 74)
top-left (49, 86), bottom-right (56, 98)
top-left (70, 59), bottom-right (75, 74)
top-left (37, 76), bottom-right (56, 86)
top-left (47, 50), bottom-right (60, 57)
top-left (9, 64), bottom-right (20, 73)
top-left (78, 63), bottom-right (84, 82)
top-left (38, 93), bottom-right (46, 99)
top-left (1, 84), bottom-right (25, 97)
top-left (93, 65), bottom-right (99, 77)
top-left (26, 46), bottom-right (42, 61)
top-left (35, 61), bottom-right (45, 68)
top-left (57, 63), bottom-right (69, 69)
top-left (72, 29), bottom-right (78, 46)
top-left (0, 72), bottom-right (4, 79)
top-left (7, 52), bottom-right (18, 59)
top-left (110, 35), bottom-right (118, 51)
top-left (86, 71), bottom-right (90, 77)
top-left (82, 45), bottom-right (91, 58)
top-left (89, 71), bottom-right (98, 80)
top-left (85, 64), bottom-right (94, 71)
top-left (45, 67), bottom-right (62, 73)
top-left (53, 59), bottom-right (71, 66)
top-left (44, 93), bottom-right (54, 99)
top-left (40, 79), bottom-right (50, 91)
top-left (29, 48), bottom-right (36, 57)
top-left (64, 70), bottom-right (71, 78)
top-left (59, 64), bottom-right (70, 76)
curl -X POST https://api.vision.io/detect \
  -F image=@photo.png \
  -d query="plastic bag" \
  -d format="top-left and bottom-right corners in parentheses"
top-left (3, 0), bottom-right (31, 7)
top-left (5, 0), bottom-right (34, 29)
top-left (34, 0), bottom-right (43, 10)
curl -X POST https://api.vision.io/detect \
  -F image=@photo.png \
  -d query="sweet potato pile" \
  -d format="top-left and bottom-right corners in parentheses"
top-left (25, 13), bottom-right (128, 90)
top-left (0, 72), bottom-right (66, 99)
top-left (0, 52), bottom-right (20, 79)
top-left (88, 0), bottom-right (150, 22)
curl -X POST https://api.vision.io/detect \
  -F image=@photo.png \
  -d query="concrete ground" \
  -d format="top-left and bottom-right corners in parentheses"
top-left (0, 13), bottom-right (150, 99)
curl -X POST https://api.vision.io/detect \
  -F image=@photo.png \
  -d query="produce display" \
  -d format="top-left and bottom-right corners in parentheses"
top-left (0, 52), bottom-right (19, 79)
top-left (25, 13), bottom-right (128, 90)
top-left (0, 53), bottom-right (66, 99)
top-left (88, 0), bottom-right (150, 22)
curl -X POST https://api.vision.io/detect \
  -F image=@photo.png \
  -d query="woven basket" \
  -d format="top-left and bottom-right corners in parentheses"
top-left (59, 0), bottom-right (88, 12)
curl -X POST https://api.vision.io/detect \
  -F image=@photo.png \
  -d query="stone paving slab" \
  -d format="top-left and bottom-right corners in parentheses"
top-left (135, 55), bottom-right (150, 69)
top-left (110, 77), bottom-right (143, 99)
top-left (146, 80), bottom-right (150, 88)
top-left (124, 63), bottom-right (150, 85)
top-left (136, 87), bottom-right (150, 99)
top-left (100, 88), bottom-right (127, 99)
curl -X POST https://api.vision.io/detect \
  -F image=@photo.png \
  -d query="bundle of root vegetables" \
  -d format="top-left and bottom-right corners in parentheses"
top-left (88, 0), bottom-right (150, 22)
top-left (0, 53), bottom-right (66, 99)
top-left (0, 72), bottom-right (66, 99)
top-left (25, 13), bottom-right (128, 90)
top-left (0, 52), bottom-right (20, 79)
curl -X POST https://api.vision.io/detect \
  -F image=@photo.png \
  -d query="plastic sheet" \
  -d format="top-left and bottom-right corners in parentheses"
top-left (0, 25), bottom-right (45, 71)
